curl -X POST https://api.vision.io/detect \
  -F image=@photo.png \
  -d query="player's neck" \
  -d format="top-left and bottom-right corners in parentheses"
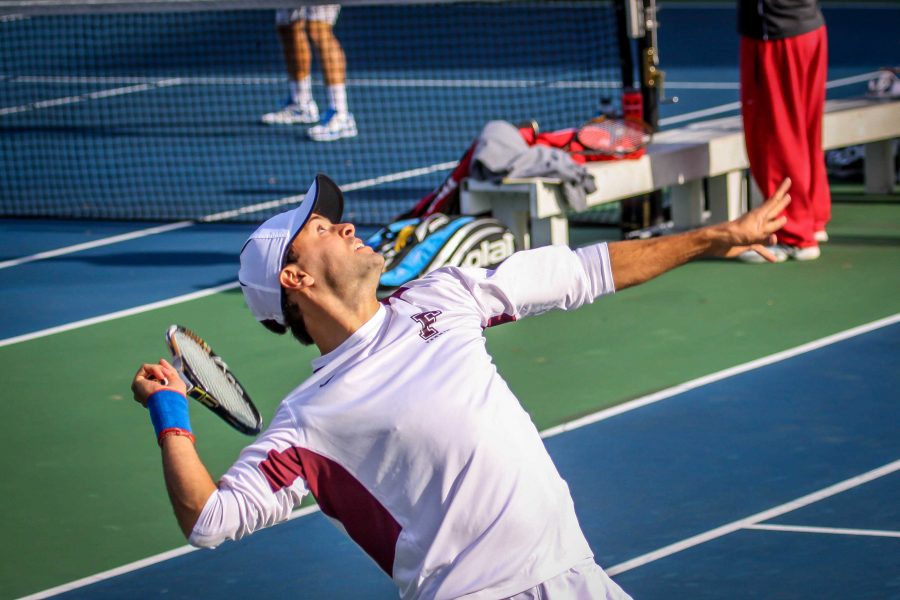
top-left (307, 294), bottom-right (382, 355)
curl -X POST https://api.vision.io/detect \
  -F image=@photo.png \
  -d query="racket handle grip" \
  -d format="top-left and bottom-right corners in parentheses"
top-left (170, 357), bottom-right (195, 392)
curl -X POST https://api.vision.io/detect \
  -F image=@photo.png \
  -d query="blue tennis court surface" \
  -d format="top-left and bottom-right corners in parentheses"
top-left (0, 222), bottom-right (254, 338)
top-left (3, 4), bottom-right (896, 227)
top-left (42, 319), bottom-right (899, 599)
top-left (0, 220), bottom-right (383, 340)
top-left (1, 3), bottom-right (895, 344)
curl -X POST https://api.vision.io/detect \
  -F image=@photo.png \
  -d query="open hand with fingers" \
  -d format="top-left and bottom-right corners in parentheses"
top-left (131, 359), bottom-right (187, 406)
top-left (707, 178), bottom-right (792, 261)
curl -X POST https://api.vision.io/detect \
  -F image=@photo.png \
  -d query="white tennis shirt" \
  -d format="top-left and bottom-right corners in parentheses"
top-left (191, 242), bottom-right (620, 599)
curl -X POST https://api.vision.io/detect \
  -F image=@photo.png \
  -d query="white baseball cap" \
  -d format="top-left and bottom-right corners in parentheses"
top-left (238, 173), bottom-right (344, 329)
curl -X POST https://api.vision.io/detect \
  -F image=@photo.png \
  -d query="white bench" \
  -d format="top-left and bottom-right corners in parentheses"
top-left (460, 97), bottom-right (900, 249)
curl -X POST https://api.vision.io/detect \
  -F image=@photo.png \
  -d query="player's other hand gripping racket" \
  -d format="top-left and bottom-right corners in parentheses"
top-left (133, 358), bottom-right (186, 399)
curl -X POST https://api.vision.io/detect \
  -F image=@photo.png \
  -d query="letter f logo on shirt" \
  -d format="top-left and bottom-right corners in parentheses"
top-left (411, 310), bottom-right (442, 341)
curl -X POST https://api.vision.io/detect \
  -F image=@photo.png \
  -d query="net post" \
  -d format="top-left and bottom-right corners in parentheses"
top-left (637, 0), bottom-right (660, 132)
top-left (629, 0), bottom-right (665, 232)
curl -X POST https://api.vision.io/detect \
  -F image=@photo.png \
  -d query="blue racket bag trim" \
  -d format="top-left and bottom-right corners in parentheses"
top-left (379, 216), bottom-right (476, 287)
top-left (364, 217), bottom-right (420, 249)
top-left (365, 214), bottom-right (516, 294)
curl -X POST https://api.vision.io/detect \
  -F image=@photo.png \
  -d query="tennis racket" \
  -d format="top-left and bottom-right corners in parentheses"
top-left (572, 115), bottom-right (652, 158)
top-left (165, 324), bottom-right (262, 436)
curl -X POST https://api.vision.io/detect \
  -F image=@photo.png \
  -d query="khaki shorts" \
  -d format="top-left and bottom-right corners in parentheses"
top-left (505, 559), bottom-right (632, 600)
top-left (275, 5), bottom-right (340, 26)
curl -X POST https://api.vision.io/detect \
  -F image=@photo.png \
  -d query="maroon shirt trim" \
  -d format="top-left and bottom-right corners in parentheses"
top-left (260, 447), bottom-right (402, 575)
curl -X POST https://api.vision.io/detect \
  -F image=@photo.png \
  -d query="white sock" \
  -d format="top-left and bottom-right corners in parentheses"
top-left (290, 77), bottom-right (313, 106)
top-left (327, 84), bottom-right (348, 115)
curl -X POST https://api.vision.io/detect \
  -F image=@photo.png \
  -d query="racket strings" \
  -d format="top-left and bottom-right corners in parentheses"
top-left (176, 334), bottom-right (258, 428)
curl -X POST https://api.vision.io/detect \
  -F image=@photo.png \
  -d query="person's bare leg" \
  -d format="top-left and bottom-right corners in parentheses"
top-left (306, 17), bottom-right (356, 139)
top-left (279, 20), bottom-right (313, 84)
top-left (263, 18), bottom-right (319, 124)
top-left (307, 21), bottom-right (345, 85)
top-left (308, 21), bottom-right (348, 114)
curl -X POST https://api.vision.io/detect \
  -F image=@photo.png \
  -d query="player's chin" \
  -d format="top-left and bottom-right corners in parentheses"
top-left (357, 252), bottom-right (385, 279)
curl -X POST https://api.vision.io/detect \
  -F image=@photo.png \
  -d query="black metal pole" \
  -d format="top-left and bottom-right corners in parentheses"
top-left (638, 0), bottom-right (664, 229)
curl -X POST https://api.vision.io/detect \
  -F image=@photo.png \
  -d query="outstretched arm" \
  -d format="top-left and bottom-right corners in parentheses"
top-left (609, 178), bottom-right (791, 290)
top-left (132, 360), bottom-right (217, 538)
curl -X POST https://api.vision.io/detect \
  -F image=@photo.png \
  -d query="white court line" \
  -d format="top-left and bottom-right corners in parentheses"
top-left (825, 72), bottom-right (880, 89)
top-left (9, 75), bottom-right (284, 85)
top-left (5, 74), bottom-right (876, 92)
top-left (16, 504), bottom-right (321, 600)
top-left (0, 78), bottom-right (182, 116)
top-left (0, 162), bottom-right (456, 272)
top-left (199, 162), bottom-right (458, 222)
top-left (665, 82), bottom-right (738, 90)
top-left (658, 101), bottom-right (742, 127)
top-left (0, 74), bottom-right (738, 91)
top-left (606, 459), bottom-right (900, 576)
top-left (0, 221), bottom-right (194, 270)
top-left (745, 523), bottom-right (900, 539)
top-left (540, 312), bottom-right (900, 439)
top-left (0, 69), bottom-right (879, 273)
top-left (15, 314), bottom-right (900, 598)
top-left (0, 281), bottom-right (239, 349)
top-left (340, 162), bottom-right (458, 192)
top-left (5, 75), bottom-right (624, 89)
top-left (658, 71), bottom-right (879, 127)
top-left (4, 74), bottom-right (866, 92)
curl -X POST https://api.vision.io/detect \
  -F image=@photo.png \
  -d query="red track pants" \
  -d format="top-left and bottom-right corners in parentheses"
top-left (740, 25), bottom-right (830, 248)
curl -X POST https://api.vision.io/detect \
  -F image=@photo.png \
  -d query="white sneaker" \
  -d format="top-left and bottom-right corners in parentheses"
top-left (815, 230), bottom-right (829, 243)
top-left (738, 246), bottom-right (788, 264)
top-left (261, 100), bottom-right (319, 125)
top-left (308, 110), bottom-right (357, 142)
top-left (787, 244), bottom-right (822, 261)
top-left (738, 244), bottom-right (820, 263)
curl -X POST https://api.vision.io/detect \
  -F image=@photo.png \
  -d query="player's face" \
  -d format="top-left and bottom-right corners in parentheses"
top-left (289, 214), bottom-right (384, 297)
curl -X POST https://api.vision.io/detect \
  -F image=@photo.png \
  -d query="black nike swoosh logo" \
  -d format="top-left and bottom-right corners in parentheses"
top-left (319, 374), bottom-right (336, 388)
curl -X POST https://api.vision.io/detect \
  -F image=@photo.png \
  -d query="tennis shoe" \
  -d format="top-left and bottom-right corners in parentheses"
top-left (261, 100), bottom-right (320, 125)
top-left (737, 243), bottom-right (820, 263)
top-left (814, 230), bottom-right (829, 243)
top-left (308, 110), bottom-right (357, 142)
top-left (867, 68), bottom-right (900, 99)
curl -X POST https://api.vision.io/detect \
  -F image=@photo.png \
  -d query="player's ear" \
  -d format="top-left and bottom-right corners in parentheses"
top-left (279, 264), bottom-right (314, 291)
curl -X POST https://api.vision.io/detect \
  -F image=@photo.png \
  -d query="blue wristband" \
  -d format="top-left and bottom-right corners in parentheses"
top-left (147, 390), bottom-right (191, 439)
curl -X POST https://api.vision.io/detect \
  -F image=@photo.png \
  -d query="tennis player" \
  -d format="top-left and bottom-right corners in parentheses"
top-left (132, 174), bottom-right (792, 599)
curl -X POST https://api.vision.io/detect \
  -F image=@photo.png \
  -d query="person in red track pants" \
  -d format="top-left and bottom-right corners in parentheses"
top-left (738, 0), bottom-right (830, 263)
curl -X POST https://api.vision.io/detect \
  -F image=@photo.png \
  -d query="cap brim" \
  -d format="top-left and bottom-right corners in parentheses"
top-left (282, 173), bottom-right (345, 265)
top-left (310, 173), bottom-right (344, 225)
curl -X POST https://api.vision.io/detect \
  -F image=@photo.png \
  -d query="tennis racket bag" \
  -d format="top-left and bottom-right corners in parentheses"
top-left (365, 213), bottom-right (516, 296)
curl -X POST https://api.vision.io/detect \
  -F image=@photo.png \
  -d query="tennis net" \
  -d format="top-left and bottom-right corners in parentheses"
top-left (1, 0), bottom-right (625, 225)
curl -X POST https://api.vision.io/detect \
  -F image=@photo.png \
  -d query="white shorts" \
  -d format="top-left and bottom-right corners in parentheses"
top-left (275, 5), bottom-right (340, 26)
top-left (505, 559), bottom-right (632, 600)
